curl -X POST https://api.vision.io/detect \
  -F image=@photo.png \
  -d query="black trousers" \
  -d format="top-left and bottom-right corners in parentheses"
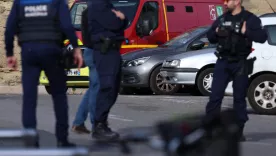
top-left (21, 43), bottom-right (68, 142)
top-left (93, 49), bottom-right (122, 123)
top-left (206, 59), bottom-right (249, 127)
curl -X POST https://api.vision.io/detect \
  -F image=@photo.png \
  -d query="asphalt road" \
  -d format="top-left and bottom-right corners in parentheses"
top-left (0, 94), bottom-right (275, 156)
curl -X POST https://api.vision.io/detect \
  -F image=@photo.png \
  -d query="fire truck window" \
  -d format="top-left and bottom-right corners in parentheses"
top-left (166, 5), bottom-right (174, 12)
top-left (185, 6), bottom-right (193, 13)
top-left (138, 1), bottom-right (159, 30)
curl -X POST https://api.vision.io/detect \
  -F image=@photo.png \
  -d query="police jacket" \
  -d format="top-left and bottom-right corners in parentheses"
top-left (207, 7), bottom-right (267, 59)
top-left (4, 0), bottom-right (79, 57)
top-left (87, 0), bottom-right (129, 50)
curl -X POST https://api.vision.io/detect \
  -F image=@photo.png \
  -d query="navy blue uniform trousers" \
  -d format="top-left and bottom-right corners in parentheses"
top-left (21, 43), bottom-right (68, 142)
top-left (206, 58), bottom-right (249, 126)
top-left (93, 49), bottom-right (121, 123)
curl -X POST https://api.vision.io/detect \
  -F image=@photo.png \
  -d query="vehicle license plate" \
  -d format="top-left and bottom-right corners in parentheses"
top-left (67, 69), bottom-right (80, 76)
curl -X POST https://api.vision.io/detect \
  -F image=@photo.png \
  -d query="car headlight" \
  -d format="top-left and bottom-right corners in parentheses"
top-left (126, 57), bottom-right (150, 67)
top-left (162, 59), bottom-right (180, 67)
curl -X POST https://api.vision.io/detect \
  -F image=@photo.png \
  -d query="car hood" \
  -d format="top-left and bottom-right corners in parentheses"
top-left (166, 48), bottom-right (216, 60)
top-left (122, 47), bottom-right (175, 60)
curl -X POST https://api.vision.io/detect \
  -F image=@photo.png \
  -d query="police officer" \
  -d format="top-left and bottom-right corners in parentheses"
top-left (5, 0), bottom-right (83, 147)
top-left (72, 8), bottom-right (100, 134)
top-left (205, 0), bottom-right (267, 141)
top-left (87, 0), bottom-right (128, 140)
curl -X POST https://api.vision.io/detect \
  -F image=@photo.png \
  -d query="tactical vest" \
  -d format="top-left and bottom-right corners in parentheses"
top-left (17, 0), bottom-right (63, 44)
top-left (216, 10), bottom-right (253, 59)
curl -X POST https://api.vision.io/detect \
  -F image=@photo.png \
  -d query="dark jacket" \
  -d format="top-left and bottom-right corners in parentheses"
top-left (87, 0), bottom-right (128, 45)
top-left (81, 8), bottom-right (93, 48)
top-left (207, 7), bottom-right (267, 44)
top-left (4, 0), bottom-right (78, 57)
top-left (207, 7), bottom-right (267, 58)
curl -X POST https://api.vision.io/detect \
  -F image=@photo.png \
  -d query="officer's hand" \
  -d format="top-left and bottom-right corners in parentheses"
top-left (73, 48), bottom-right (83, 70)
top-left (6, 56), bottom-right (17, 71)
top-left (241, 21), bottom-right (246, 34)
top-left (216, 27), bottom-right (219, 33)
top-left (112, 9), bottom-right (125, 20)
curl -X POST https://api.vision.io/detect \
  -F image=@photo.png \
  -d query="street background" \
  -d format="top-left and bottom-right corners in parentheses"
top-left (0, 94), bottom-right (275, 156)
top-left (0, 0), bottom-right (275, 86)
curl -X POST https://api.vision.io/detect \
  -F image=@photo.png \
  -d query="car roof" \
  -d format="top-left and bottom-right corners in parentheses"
top-left (259, 13), bottom-right (276, 18)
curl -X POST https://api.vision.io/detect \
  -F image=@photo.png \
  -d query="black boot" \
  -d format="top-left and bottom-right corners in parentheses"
top-left (34, 141), bottom-right (40, 148)
top-left (57, 140), bottom-right (76, 147)
top-left (237, 126), bottom-right (246, 142)
top-left (92, 122), bottom-right (120, 141)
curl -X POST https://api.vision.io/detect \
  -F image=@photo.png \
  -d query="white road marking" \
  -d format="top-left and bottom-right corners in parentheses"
top-left (109, 114), bottom-right (133, 122)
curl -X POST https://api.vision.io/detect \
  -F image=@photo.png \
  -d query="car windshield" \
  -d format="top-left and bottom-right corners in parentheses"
top-left (70, 0), bottom-right (139, 30)
top-left (162, 27), bottom-right (209, 47)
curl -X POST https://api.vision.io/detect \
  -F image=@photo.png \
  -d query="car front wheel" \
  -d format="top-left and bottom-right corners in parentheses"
top-left (247, 74), bottom-right (276, 115)
top-left (196, 68), bottom-right (214, 96)
top-left (149, 66), bottom-right (180, 95)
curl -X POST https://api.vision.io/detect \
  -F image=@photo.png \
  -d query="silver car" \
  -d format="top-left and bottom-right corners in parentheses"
top-left (120, 26), bottom-right (212, 95)
top-left (160, 13), bottom-right (276, 115)
top-left (160, 48), bottom-right (217, 96)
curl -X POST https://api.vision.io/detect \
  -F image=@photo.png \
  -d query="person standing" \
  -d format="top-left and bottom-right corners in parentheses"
top-left (87, 0), bottom-right (128, 140)
top-left (5, 0), bottom-right (83, 147)
top-left (72, 8), bottom-right (100, 134)
top-left (205, 0), bottom-right (267, 141)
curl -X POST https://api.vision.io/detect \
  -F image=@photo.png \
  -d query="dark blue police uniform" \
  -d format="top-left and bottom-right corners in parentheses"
top-left (205, 7), bottom-right (267, 141)
top-left (4, 0), bottom-right (79, 147)
top-left (87, 0), bottom-right (128, 140)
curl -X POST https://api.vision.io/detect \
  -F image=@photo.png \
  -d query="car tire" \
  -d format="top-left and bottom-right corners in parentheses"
top-left (196, 68), bottom-right (214, 96)
top-left (45, 86), bottom-right (68, 95)
top-left (149, 65), bottom-right (180, 95)
top-left (247, 74), bottom-right (276, 115)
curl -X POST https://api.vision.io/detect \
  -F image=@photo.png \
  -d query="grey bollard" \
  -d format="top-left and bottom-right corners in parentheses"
top-left (0, 148), bottom-right (89, 156)
top-left (0, 129), bottom-right (38, 147)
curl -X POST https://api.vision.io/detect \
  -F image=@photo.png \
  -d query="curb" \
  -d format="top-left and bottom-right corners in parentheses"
top-left (0, 85), bottom-right (48, 95)
top-left (0, 85), bottom-right (88, 95)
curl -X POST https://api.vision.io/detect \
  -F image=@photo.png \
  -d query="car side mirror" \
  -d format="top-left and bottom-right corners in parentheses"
top-left (190, 41), bottom-right (205, 50)
top-left (137, 19), bottom-right (153, 37)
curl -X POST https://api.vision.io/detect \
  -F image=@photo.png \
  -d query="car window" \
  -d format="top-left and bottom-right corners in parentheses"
top-left (266, 25), bottom-right (276, 45)
top-left (162, 27), bottom-right (209, 47)
top-left (187, 34), bottom-right (217, 51)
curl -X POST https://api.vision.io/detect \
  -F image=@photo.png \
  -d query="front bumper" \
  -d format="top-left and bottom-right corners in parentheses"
top-left (160, 67), bottom-right (199, 85)
top-left (120, 65), bottom-right (150, 88)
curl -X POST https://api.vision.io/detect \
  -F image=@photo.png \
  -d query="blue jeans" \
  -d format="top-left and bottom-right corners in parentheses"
top-left (72, 48), bottom-right (100, 129)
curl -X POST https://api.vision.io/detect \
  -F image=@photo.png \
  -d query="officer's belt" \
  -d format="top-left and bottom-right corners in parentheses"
top-left (220, 56), bottom-right (247, 62)
top-left (92, 41), bottom-right (121, 51)
top-left (19, 40), bottom-right (62, 45)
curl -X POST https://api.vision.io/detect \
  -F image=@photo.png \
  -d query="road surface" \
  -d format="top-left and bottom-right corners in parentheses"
top-left (0, 94), bottom-right (275, 156)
